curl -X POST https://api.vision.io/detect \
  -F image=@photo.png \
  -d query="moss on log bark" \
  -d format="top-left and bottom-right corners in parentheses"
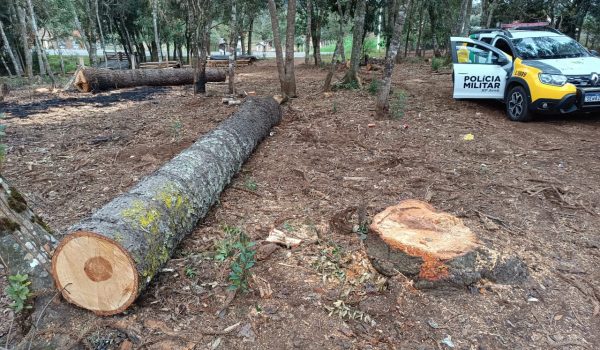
top-left (51, 97), bottom-right (282, 315)
top-left (0, 176), bottom-right (57, 291)
top-left (74, 67), bottom-right (227, 92)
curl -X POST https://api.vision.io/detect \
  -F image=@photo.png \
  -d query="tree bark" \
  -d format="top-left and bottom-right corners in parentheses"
top-left (305, 0), bottom-right (312, 65)
top-left (284, 0), bottom-right (297, 97)
top-left (228, 0), bottom-right (237, 95)
top-left (73, 67), bottom-right (226, 92)
top-left (152, 0), bottom-right (162, 63)
top-left (323, 0), bottom-right (346, 92)
top-left (343, 0), bottom-right (367, 84)
top-left (376, 0), bottom-right (410, 118)
top-left (0, 19), bottom-right (24, 76)
top-left (1, 55), bottom-right (13, 77)
top-left (0, 176), bottom-right (57, 292)
top-left (427, 1), bottom-right (441, 57)
top-left (16, 3), bottom-right (33, 78)
top-left (267, 0), bottom-right (288, 97)
top-left (95, 0), bottom-right (109, 67)
top-left (247, 18), bottom-right (254, 55)
top-left (26, 0), bottom-right (54, 83)
top-left (52, 97), bottom-right (282, 315)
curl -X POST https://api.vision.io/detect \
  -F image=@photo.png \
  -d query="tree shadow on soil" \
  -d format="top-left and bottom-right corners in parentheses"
top-left (471, 99), bottom-right (600, 124)
top-left (1, 87), bottom-right (170, 119)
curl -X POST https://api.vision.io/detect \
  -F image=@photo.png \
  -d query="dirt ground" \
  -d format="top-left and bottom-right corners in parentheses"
top-left (1, 59), bottom-right (599, 349)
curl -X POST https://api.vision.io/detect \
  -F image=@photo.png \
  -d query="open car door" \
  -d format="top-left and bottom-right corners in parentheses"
top-left (450, 37), bottom-right (512, 99)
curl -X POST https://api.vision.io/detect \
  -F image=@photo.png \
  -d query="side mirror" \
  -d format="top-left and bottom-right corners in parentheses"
top-left (590, 50), bottom-right (599, 57)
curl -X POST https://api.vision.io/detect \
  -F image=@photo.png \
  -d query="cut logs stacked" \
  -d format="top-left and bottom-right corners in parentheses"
top-left (365, 200), bottom-right (528, 289)
top-left (73, 67), bottom-right (226, 92)
top-left (51, 97), bottom-right (282, 315)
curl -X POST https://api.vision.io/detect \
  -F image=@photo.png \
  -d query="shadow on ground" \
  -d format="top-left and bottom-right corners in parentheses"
top-left (1, 87), bottom-right (170, 118)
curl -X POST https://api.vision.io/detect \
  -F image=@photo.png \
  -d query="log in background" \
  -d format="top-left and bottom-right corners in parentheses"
top-left (74, 67), bottom-right (227, 92)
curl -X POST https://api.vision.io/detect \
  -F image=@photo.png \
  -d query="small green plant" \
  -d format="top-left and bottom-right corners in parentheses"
top-left (367, 78), bottom-right (380, 95)
top-left (333, 79), bottom-right (360, 91)
top-left (5, 274), bottom-right (32, 313)
top-left (282, 221), bottom-right (295, 232)
top-left (244, 177), bottom-right (258, 191)
top-left (214, 225), bottom-right (242, 261)
top-left (185, 266), bottom-right (197, 278)
top-left (227, 230), bottom-right (256, 292)
top-left (332, 101), bottom-right (338, 113)
top-left (357, 222), bottom-right (369, 240)
top-left (171, 119), bottom-right (183, 142)
top-left (390, 90), bottom-right (408, 119)
top-left (431, 57), bottom-right (445, 72)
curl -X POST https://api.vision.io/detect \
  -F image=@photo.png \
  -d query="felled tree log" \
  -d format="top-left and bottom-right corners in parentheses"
top-left (52, 97), bottom-right (282, 315)
top-left (365, 200), bottom-right (527, 289)
top-left (74, 67), bottom-right (227, 92)
top-left (0, 175), bottom-right (56, 291)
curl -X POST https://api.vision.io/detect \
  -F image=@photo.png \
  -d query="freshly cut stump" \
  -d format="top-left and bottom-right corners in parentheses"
top-left (52, 97), bottom-right (282, 315)
top-left (74, 67), bottom-right (226, 92)
top-left (365, 200), bottom-right (527, 289)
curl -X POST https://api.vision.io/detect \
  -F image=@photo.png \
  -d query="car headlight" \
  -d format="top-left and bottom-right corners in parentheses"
top-left (539, 73), bottom-right (567, 86)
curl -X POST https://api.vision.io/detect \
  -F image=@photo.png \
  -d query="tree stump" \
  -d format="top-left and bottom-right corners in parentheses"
top-left (365, 200), bottom-right (527, 289)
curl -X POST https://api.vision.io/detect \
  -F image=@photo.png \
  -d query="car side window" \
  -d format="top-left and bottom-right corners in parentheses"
top-left (455, 42), bottom-right (503, 65)
top-left (493, 39), bottom-right (514, 58)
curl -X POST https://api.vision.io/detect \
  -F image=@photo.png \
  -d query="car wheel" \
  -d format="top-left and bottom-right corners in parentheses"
top-left (506, 86), bottom-right (532, 122)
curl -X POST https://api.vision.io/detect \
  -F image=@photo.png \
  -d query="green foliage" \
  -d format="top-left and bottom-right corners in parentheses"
top-left (282, 221), bottom-right (294, 232)
top-left (333, 79), bottom-right (360, 91)
top-left (214, 224), bottom-right (257, 292)
top-left (184, 266), bottom-right (197, 278)
top-left (171, 119), bottom-right (183, 142)
top-left (214, 225), bottom-right (242, 261)
top-left (5, 274), bottom-right (32, 313)
top-left (367, 78), bottom-right (380, 95)
top-left (244, 177), bottom-right (258, 192)
top-left (390, 90), bottom-right (408, 120)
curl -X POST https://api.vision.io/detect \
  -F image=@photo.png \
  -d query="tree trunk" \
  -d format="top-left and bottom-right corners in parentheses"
top-left (376, 0), bottom-right (410, 118)
top-left (343, 0), bottom-right (367, 84)
top-left (73, 67), bottom-right (226, 92)
top-left (0, 176), bottom-right (57, 292)
top-left (229, 0), bottom-right (237, 95)
top-left (1, 55), bottom-right (13, 77)
top-left (152, 0), bottom-right (162, 63)
top-left (0, 20), bottom-right (24, 76)
top-left (463, 0), bottom-right (473, 37)
top-left (16, 4), bottom-right (33, 78)
top-left (427, 1), bottom-right (441, 57)
top-left (267, 0), bottom-right (288, 97)
top-left (284, 0), bottom-right (297, 97)
top-left (84, 0), bottom-right (99, 66)
top-left (304, 0), bottom-right (312, 65)
top-left (51, 97), bottom-right (282, 315)
top-left (95, 0), bottom-right (109, 68)
top-left (323, 0), bottom-right (346, 92)
top-left (415, 4), bottom-right (424, 57)
top-left (247, 18), bottom-right (254, 55)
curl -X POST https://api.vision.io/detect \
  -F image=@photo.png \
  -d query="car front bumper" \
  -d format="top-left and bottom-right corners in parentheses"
top-left (531, 87), bottom-right (600, 114)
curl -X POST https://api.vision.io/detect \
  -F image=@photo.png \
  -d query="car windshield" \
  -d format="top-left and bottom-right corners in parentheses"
top-left (513, 36), bottom-right (589, 59)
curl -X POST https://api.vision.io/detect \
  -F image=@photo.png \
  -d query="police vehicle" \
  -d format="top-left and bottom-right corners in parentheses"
top-left (450, 23), bottom-right (600, 121)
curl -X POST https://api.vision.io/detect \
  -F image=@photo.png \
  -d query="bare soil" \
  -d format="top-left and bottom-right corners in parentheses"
top-left (1, 59), bottom-right (599, 349)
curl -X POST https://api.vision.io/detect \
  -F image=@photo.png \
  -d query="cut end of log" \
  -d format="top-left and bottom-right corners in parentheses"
top-left (74, 69), bottom-right (90, 92)
top-left (51, 231), bottom-right (138, 315)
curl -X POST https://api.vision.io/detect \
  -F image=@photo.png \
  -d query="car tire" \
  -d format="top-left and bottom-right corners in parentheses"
top-left (506, 86), bottom-right (532, 122)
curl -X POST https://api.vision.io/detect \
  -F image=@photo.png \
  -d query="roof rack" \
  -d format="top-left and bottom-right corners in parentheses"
top-left (510, 26), bottom-right (562, 34)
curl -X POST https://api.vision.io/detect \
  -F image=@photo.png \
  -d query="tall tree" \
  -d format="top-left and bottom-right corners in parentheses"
top-left (15, 2), bottom-right (33, 78)
top-left (343, 0), bottom-right (366, 85)
top-left (267, 0), bottom-right (297, 98)
top-left (0, 19), bottom-right (23, 76)
top-left (304, 0), bottom-right (312, 65)
top-left (152, 0), bottom-right (162, 63)
top-left (376, 0), bottom-right (410, 118)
